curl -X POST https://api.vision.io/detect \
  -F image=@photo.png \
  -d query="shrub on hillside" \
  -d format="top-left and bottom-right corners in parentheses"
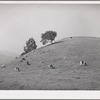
top-left (21, 38), bottom-right (37, 56)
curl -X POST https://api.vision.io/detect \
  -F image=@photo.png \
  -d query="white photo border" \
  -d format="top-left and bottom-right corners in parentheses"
top-left (0, 1), bottom-right (100, 4)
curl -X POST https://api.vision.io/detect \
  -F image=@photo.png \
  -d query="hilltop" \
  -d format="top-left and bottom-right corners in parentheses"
top-left (0, 37), bottom-right (100, 90)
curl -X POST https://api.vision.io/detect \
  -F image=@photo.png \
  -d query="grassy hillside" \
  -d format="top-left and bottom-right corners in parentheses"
top-left (0, 37), bottom-right (100, 90)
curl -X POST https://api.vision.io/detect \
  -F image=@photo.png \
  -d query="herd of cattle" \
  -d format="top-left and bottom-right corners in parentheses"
top-left (0, 54), bottom-right (87, 72)
top-left (1, 37), bottom-right (88, 72)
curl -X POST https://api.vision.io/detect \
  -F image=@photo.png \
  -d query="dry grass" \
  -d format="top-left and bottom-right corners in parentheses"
top-left (0, 37), bottom-right (100, 90)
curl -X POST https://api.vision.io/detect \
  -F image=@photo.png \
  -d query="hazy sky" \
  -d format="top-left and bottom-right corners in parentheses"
top-left (0, 4), bottom-right (100, 54)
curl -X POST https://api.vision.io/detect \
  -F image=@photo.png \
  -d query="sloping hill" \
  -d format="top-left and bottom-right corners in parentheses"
top-left (0, 37), bottom-right (100, 90)
top-left (0, 50), bottom-right (18, 58)
top-left (0, 51), bottom-right (18, 64)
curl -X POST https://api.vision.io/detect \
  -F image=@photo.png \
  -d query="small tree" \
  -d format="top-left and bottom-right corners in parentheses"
top-left (40, 31), bottom-right (57, 45)
top-left (21, 38), bottom-right (37, 56)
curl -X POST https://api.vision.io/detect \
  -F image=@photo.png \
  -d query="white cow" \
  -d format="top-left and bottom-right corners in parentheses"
top-left (48, 64), bottom-right (55, 69)
top-left (80, 61), bottom-right (87, 66)
top-left (1, 64), bottom-right (5, 68)
top-left (14, 67), bottom-right (20, 72)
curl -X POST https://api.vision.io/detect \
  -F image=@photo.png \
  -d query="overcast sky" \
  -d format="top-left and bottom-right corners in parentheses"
top-left (0, 4), bottom-right (100, 54)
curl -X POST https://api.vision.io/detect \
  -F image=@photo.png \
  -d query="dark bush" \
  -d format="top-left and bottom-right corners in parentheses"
top-left (21, 38), bottom-right (37, 56)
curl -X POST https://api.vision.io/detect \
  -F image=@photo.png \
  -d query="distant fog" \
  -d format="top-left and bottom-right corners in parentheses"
top-left (0, 4), bottom-right (100, 54)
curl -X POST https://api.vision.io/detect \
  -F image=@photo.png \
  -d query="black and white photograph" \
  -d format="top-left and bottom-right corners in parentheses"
top-left (0, 3), bottom-right (100, 90)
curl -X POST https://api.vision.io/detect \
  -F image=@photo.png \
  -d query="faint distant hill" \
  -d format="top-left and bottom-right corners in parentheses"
top-left (0, 50), bottom-right (18, 64)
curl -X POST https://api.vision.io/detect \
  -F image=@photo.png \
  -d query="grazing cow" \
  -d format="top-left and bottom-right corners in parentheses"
top-left (70, 37), bottom-right (72, 39)
top-left (48, 64), bottom-right (55, 69)
top-left (22, 58), bottom-right (26, 60)
top-left (14, 67), bottom-right (20, 72)
top-left (19, 59), bottom-right (23, 62)
top-left (27, 61), bottom-right (31, 65)
top-left (80, 61), bottom-right (87, 66)
top-left (1, 64), bottom-right (5, 68)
